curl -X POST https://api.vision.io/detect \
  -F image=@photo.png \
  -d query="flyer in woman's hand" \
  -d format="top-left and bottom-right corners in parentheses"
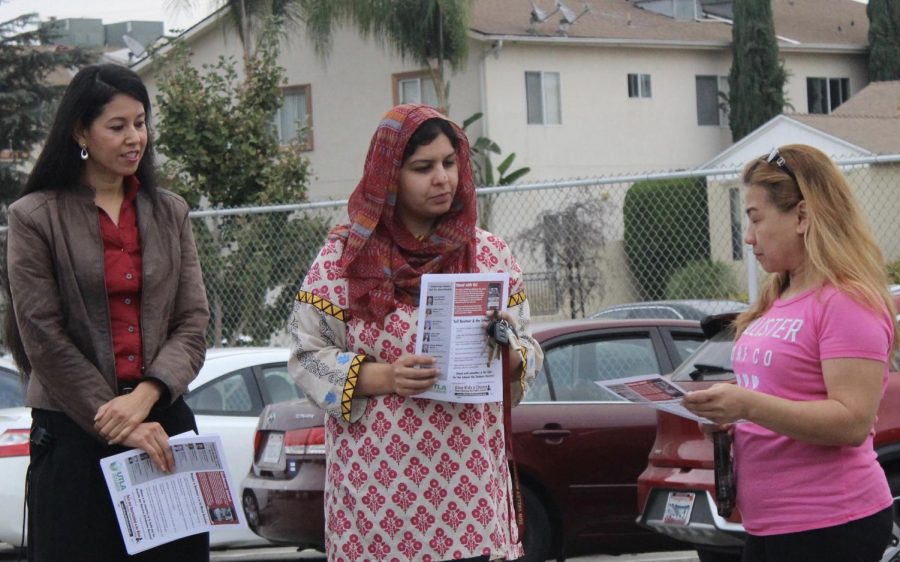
top-left (595, 374), bottom-right (716, 423)
top-left (99, 433), bottom-right (244, 554)
top-left (415, 272), bottom-right (510, 403)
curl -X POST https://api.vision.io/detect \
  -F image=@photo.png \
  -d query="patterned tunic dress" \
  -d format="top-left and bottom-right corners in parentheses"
top-left (288, 228), bottom-right (542, 562)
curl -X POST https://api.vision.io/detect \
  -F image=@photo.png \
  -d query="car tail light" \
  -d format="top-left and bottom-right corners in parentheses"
top-left (253, 430), bottom-right (263, 457)
top-left (0, 428), bottom-right (30, 458)
top-left (284, 427), bottom-right (326, 456)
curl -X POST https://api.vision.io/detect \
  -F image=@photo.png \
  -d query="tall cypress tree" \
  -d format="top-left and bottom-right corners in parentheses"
top-left (0, 12), bottom-right (91, 205)
top-left (727, 0), bottom-right (787, 142)
top-left (868, 0), bottom-right (900, 81)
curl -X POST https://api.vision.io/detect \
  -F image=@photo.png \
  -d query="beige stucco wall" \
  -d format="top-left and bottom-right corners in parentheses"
top-left (481, 42), bottom-right (736, 179)
top-left (781, 50), bottom-right (869, 116)
top-left (480, 43), bottom-right (870, 182)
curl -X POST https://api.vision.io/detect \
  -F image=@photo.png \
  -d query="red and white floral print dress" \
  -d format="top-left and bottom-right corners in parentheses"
top-left (288, 228), bottom-right (542, 562)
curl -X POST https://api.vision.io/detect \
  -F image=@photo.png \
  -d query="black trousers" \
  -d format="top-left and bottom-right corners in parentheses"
top-left (27, 398), bottom-right (209, 562)
top-left (741, 506), bottom-right (893, 562)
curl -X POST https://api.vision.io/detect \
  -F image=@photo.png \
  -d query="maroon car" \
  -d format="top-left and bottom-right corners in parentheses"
top-left (241, 318), bottom-right (707, 561)
top-left (637, 310), bottom-right (900, 562)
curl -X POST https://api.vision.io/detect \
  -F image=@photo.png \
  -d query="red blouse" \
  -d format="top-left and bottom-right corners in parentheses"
top-left (98, 176), bottom-right (143, 383)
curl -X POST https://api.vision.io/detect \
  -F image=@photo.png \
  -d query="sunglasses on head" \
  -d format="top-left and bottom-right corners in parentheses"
top-left (765, 147), bottom-right (797, 183)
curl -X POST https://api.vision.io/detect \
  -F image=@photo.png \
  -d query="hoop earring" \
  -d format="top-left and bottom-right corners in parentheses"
top-left (80, 145), bottom-right (89, 160)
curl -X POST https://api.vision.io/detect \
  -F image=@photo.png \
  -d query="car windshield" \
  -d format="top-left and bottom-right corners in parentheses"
top-left (671, 329), bottom-right (735, 382)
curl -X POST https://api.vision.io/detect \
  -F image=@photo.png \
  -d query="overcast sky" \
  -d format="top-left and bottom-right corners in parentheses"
top-left (0, 0), bottom-right (221, 34)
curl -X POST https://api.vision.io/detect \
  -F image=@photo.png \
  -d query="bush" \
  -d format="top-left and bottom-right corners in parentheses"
top-left (666, 260), bottom-right (739, 300)
top-left (623, 177), bottom-right (711, 300)
top-left (887, 260), bottom-right (900, 284)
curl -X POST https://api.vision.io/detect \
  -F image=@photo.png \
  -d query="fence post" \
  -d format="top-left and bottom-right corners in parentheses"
top-left (746, 244), bottom-right (759, 304)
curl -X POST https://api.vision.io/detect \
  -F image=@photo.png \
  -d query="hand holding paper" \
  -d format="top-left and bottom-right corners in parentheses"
top-left (390, 355), bottom-right (440, 396)
top-left (681, 383), bottom-right (750, 424)
top-left (119, 422), bottom-right (175, 473)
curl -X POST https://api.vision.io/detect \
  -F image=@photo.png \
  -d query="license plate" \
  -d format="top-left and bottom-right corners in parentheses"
top-left (662, 491), bottom-right (696, 525)
top-left (261, 432), bottom-right (284, 465)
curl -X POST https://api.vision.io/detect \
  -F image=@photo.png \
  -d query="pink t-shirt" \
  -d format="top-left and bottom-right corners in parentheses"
top-left (732, 285), bottom-right (893, 536)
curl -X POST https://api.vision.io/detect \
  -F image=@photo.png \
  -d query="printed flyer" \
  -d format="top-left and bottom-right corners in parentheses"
top-left (595, 374), bottom-right (717, 423)
top-left (415, 272), bottom-right (510, 403)
top-left (100, 433), bottom-right (244, 554)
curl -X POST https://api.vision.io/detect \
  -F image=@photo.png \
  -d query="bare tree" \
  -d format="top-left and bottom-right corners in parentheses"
top-left (517, 193), bottom-right (614, 318)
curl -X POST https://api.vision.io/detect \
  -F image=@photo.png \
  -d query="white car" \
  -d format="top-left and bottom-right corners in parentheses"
top-left (0, 347), bottom-right (295, 549)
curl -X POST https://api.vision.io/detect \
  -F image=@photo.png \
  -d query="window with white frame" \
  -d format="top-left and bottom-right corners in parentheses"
top-left (525, 71), bottom-right (562, 125)
top-left (807, 77), bottom-right (850, 114)
top-left (696, 75), bottom-right (729, 126)
top-left (273, 84), bottom-right (312, 150)
top-left (627, 73), bottom-right (652, 98)
top-left (393, 71), bottom-right (438, 108)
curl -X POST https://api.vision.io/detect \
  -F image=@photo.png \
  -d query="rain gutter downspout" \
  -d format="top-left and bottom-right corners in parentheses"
top-left (479, 39), bottom-right (504, 141)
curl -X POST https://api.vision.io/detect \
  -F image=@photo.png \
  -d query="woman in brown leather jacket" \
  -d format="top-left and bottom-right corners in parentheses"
top-left (4, 64), bottom-right (210, 561)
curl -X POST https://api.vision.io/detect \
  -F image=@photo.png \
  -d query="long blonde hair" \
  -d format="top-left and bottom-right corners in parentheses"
top-left (734, 144), bottom-right (897, 351)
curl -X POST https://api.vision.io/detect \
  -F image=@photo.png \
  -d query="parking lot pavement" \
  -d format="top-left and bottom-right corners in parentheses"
top-left (206, 547), bottom-right (700, 562)
top-left (2, 543), bottom-right (699, 562)
top-left (210, 547), bottom-right (325, 561)
top-left (572, 553), bottom-right (700, 562)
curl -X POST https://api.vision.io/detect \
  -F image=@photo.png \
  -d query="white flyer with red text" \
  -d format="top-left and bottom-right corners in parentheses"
top-left (415, 272), bottom-right (510, 403)
top-left (100, 433), bottom-right (245, 554)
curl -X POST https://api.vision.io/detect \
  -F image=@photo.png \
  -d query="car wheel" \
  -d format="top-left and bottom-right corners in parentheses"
top-left (697, 548), bottom-right (742, 562)
top-left (518, 486), bottom-right (552, 562)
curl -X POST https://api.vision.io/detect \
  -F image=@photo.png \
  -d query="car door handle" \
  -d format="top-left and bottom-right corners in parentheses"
top-left (531, 428), bottom-right (571, 439)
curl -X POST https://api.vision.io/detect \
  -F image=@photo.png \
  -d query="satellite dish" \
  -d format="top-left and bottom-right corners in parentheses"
top-left (528, 0), bottom-right (560, 34)
top-left (556, 0), bottom-right (590, 35)
top-left (557, 0), bottom-right (590, 24)
top-left (530, 0), bottom-right (558, 23)
top-left (122, 34), bottom-right (146, 58)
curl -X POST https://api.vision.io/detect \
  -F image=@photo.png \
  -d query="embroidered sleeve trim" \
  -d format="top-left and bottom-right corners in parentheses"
top-left (297, 290), bottom-right (346, 322)
top-left (517, 345), bottom-right (528, 392)
top-left (508, 290), bottom-right (527, 308)
top-left (341, 354), bottom-right (365, 422)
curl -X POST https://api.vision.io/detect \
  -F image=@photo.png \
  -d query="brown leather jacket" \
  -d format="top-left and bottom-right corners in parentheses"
top-left (6, 185), bottom-right (209, 440)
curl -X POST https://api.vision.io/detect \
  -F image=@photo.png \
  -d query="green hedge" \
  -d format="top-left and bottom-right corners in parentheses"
top-left (666, 260), bottom-right (739, 300)
top-left (623, 177), bottom-right (711, 299)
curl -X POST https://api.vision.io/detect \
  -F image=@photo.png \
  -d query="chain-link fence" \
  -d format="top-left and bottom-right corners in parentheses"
top-left (3, 154), bottom-right (899, 347)
top-left (483, 154), bottom-right (900, 322)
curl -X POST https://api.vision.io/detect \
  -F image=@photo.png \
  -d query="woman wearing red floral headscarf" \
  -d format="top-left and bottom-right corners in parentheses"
top-left (288, 104), bottom-right (543, 562)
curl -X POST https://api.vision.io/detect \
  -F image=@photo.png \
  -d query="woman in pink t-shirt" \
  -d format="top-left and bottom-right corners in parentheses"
top-left (683, 144), bottom-right (896, 562)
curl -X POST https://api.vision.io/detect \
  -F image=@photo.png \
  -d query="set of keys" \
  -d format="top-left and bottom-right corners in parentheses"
top-left (485, 311), bottom-right (513, 367)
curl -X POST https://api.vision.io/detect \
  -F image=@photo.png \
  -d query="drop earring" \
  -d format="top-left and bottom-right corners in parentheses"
top-left (80, 144), bottom-right (89, 160)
